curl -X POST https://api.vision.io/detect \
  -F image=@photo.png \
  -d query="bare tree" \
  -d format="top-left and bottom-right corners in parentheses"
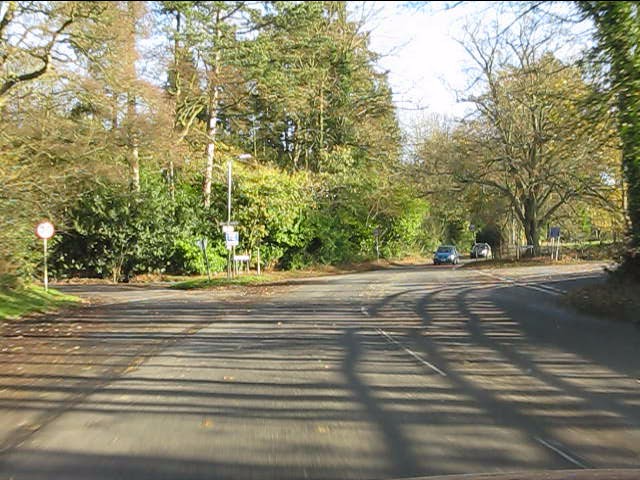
top-left (0, 1), bottom-right (105, 103)
top-left (453, 15), bottom-right (620, 251)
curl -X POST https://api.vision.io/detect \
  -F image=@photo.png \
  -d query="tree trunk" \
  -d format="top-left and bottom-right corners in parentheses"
top-left (522, 196), bottom-right (540, 255)
top-left (203, 12), bottom-right (222, 209)
top-left (319, 82), bottom-right (324, 154)
top-left (130, 141), bottom-right (140, 192)
top-left (203, 98), bottom-right (218, 208)
top-left (523, 222), bottom-right (540, 254)
top-left (127, 86), bottom-right (139, 192)
top-left (620, 120), bottom-right (640, 250)
top-left (168, 158), bottom-right (175, 201)
top-left (126, 1), bottom-right (140, 192)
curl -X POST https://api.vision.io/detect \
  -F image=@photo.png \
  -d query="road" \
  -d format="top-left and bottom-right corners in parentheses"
top-left (1, 263), bottom-right (639, 479)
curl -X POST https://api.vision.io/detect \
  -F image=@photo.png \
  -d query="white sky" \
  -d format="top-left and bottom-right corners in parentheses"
top-left (355, 1), bottom-right (592, 130)
top-left (355, 1), bottom-right (486, 128)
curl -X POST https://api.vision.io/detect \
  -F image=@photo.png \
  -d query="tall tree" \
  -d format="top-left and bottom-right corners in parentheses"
top-left (170, 1), bottom-right (258, 208)
top-left (249, 1), bottom-right (399, 172)
top-left (0, 1), bottom-right (103, 102)
top-left (578, 1), bottom-right (640, 277)
top-left (455, 20), bottom-right (619, 251)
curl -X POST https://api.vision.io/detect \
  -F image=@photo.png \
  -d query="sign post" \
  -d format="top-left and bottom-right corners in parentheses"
top-left (373, 227), bottom-right (380, 262)
top-left (224, 230), bottom-right (239, 278)
top-left (196, 238), bottom-right (211, 281)
top-left (220, 222), bottom-right (239, 279)
top-left (469, 224), bottom-right (477, 244)
top-left (549, 227), bottom-right (561, 261)
top-left (35, 221), bottom-right (55, 292)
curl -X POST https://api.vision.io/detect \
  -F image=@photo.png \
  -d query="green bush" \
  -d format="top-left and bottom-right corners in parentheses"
top-left (53, 174), bottom-right (197, 281)
top-left (168, 238), bottom-right (227, 275)
top-left (51, 162), bottom-right (437, 280)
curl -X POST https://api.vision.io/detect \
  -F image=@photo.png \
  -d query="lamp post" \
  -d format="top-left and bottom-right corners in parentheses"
top-left (225, 154), bottom-right (252, 278)
top-left (227, 153), bottom-right (253, 224)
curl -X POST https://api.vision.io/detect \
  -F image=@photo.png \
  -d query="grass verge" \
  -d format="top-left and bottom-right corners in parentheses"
top-left (169, 257), bottom-right (423, 290)
top-left (171, 274), bottom-right (282, 290)
top-left (565, 279), bottom-right (640, 324)
top-left (459, 257), bottom-right (605, 270)
top-left (0, 285), bottom-right (81, 320)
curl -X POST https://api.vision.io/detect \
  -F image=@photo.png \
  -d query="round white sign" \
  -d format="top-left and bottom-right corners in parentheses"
top-left (35, 221), bottom-right (55, 240)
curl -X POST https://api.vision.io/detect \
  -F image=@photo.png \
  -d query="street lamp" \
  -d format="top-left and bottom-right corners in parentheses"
top-left (227, 153), bottom-right (252, 226)
top-left (225, 153), bottom-right (252, 278)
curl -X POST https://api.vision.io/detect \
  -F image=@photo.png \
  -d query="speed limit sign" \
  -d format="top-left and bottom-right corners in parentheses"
top-left (35, 221), bottom-right (55, 291)
top-left (35, 221), bottom-right (55, 240)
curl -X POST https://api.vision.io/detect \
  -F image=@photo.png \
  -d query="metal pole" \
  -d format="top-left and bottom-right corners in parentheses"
top-left (43, 238), bottom-right (48, 292)
top-left (227, 160), bottom-right (232, 279)
top-left (257, 244), bottom-right (261, 275)
top-left (203, 244), bottom-right (211, 281)
top-left (232, 245), bottom-right (236, 277)
top-left (227, 160), bottom-right (232, 225)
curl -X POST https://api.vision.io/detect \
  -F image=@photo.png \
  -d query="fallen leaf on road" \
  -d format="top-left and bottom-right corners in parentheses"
top-left (201, 418), bottom-right (214, 428)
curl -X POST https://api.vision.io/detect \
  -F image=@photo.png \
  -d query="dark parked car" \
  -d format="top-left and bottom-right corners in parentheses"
top-left (433, 245), bottom-right (460, 265)
top-left (470, 242), bottom-right (492, 259)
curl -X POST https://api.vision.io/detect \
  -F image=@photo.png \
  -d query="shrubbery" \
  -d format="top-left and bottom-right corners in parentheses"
top-left (50, 162), bottom-right (438, 280)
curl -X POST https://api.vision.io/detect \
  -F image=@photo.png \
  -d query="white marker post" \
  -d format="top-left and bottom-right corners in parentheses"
top-left (35, 221), bottom-right (55, 292)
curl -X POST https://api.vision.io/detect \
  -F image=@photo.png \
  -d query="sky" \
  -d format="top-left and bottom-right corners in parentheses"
top-left (355, 1), bottom-right (592, 131)
top-left (357, 1), bottom-right (478, 127)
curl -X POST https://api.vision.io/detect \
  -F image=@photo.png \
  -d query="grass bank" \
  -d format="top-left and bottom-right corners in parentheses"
top-left (171, 274), bottom-right (283, 290)
top-left (459, 257), bottom-right (605, 270)
top-left (168, 257), bottom-right (424, 290)
top-left (565, 278), bottom-right (640, 324)
top-left (0, 285), bottom-right (81, 320)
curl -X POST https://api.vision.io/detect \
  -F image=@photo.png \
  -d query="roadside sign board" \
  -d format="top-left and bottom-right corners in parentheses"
top-left (234, 254), bottom-right (250, 262)
top-left (35, 221), bottom-right (55, 240)
top-left (222, 225), bottom-right (235, 234)
top-left (225, 231), bottom-right (239, 248)
top-left (549, 227), bottom-right (561, 239)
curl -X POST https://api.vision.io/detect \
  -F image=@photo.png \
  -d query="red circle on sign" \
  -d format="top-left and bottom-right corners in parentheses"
top-left (35, 221), bottom-right (55, 240)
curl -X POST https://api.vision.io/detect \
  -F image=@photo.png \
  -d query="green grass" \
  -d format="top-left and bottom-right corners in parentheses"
top-left (0, 285), bottom-right (81, 320)
top-left (171, 274), bottom-right (284, 290)
top-left (459, 256), bottom-right (607, 270)
top-left (169, 256), bottom-right (436, 290)
top-left (459, 257), bottom-right (562, 269)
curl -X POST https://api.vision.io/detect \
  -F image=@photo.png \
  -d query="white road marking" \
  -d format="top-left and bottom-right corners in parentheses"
top-left (376, 328), bottom-right (447, 377)
top-left (534, 436), bottom-right (588, 469)
top-left (471, 270), bottom-right (564, 296)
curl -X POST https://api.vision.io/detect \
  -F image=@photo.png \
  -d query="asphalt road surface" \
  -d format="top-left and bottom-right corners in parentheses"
top-left (1, 263), bottom-right (639, 480)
